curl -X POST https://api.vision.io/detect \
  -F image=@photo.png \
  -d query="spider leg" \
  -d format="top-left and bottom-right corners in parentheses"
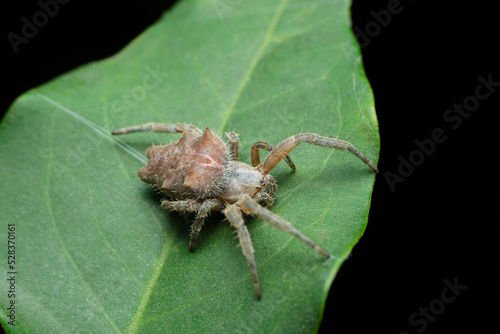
top-left (188, 199), bottom-right (224, 252)
top-left (251, 142), bottom-right (296, 170)
top-left (224, 204), bottom-right (261, 300)
top-left (261, 133), bottom-right (378, 174)
top-left (161, 199), bottom-right (224, 252)
top-left (161, 199), bottom-right (200, 212)
top-left (225, 132), bottom-right (240, 162)
top-left (238, 194), bottom-right (330, 258)
top-left (112, 122), bottom-right (202, 135)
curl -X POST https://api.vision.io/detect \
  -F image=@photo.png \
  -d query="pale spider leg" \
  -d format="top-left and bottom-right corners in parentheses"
top-left (188, 199), bottom-right (225, 252)
top-left (251, 142), bottom-right (296, 170)
top-left (161, 199), bottom-right (201, 213)
top-left (224, 204), bottom-right (261, 300)
top-left (112, 122), bottom-right (202, 135)
top-left (238, 194), bottom-right (330, 258)
top-left (261, 133), bottom-right (378, 174)
top-left (225, 132), bottom-right (240, 162)
top-left (161, 199), bottom-right (224, 252)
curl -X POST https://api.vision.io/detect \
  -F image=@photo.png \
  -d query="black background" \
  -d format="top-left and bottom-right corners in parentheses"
top-left (2, 1), bottom-right (498, 333)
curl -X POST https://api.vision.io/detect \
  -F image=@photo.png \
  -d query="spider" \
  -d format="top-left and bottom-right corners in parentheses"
top-left (112, 122), bottom-right (378, 299)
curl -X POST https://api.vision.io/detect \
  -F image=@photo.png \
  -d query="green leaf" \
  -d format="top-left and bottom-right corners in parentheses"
top-left (0, 0), bottom-right (378, 332)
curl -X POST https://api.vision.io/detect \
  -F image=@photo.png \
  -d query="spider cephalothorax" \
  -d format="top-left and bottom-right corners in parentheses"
top-left (112, 122), bottom-right (378, 299)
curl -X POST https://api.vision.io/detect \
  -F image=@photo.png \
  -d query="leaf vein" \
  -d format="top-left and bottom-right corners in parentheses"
top-left (217, 0), bottom-right (289, 133)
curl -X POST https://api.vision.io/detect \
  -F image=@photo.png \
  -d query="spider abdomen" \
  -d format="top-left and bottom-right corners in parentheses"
top-left (138, 127), bottom-right (228, 199)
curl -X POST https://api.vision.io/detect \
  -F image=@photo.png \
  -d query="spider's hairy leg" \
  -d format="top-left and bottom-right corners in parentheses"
top-left (161, 199), bottom-right (224, 252)
top-left (224, 204), bottom-right (261, 300)
top-left (261, 133), bottom-right (378, 174)
top-left (111, 122), bottom-right (202, 135)
top-left (225, 132), bottom-right (240, 162)
top-left (251, 142), bottom-right (296, 170)
top-left (238, 194), bottom-right (330, 258)
top-left (161, 199), bottom-right (201, 212)
top-left (188, 199), bottom-right (224, 252)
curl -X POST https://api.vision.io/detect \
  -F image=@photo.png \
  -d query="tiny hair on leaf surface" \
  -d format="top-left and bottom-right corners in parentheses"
top-left (0, 0), bottom-right (379, 333)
